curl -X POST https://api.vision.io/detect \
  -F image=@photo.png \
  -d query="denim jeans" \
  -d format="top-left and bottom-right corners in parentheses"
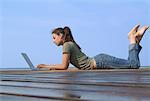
top-left (94, 43), bottom-right (142, 69)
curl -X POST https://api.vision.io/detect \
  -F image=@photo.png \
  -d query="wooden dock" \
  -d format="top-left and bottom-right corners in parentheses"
top-left (0, 68), bottom-right (150, 101)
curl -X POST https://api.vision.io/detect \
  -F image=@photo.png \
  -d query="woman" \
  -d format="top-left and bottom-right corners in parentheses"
top-left (37, 24), bottom-right (149, 70)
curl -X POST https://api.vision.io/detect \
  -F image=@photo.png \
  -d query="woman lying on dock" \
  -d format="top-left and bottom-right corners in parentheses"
top-left (37, 24), bottom-right (149, 70)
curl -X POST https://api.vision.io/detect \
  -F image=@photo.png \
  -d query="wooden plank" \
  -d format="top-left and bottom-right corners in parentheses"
top-left (1, 71), bottom-right (150, 84)
top-left (0, 68), bottom-right (150, 101)
top-left (1, 81), bottom-right (150, 94)
top-left (0, 94), bottom-right (84, 101)
top-left (1, 84), bottom-right (150, 100)
top-left (1, 68), bottom-right (150, 74)
top-left (1, 78), bottom-right (150, 88)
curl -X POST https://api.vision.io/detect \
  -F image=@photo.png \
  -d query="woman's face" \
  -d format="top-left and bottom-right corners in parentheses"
top-left (52, 33), bottom-right (64, 46)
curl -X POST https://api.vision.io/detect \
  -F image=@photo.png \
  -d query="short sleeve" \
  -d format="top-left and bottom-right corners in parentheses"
top-left (63, 42), bottom-right (72, 54)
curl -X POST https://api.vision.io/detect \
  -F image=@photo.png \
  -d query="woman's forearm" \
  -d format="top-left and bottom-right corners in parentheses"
top-left (47, 64), bottom-right (68, 70)
top-left (37, 64), bottom-right (68, 70)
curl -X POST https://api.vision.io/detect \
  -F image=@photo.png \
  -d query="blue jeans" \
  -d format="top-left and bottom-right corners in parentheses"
top-left (94, 43), bottom-right (142, 69)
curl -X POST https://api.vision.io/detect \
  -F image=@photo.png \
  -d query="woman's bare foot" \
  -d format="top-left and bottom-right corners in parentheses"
top-left (128, 24), bottom-right (140, 44)
top-left (135, 26), bottom-right (149, 44)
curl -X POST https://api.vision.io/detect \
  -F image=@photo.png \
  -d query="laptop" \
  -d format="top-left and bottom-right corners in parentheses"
top-left (21, 53), bottom-right (40, 70)
top-left (21, 53), bottom-right (51, 70)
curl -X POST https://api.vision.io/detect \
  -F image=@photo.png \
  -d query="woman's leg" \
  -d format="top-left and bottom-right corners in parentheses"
top-left (94, 44), bottom-right (141, 69)
top-left (94, 25), bottom-right (149, 69)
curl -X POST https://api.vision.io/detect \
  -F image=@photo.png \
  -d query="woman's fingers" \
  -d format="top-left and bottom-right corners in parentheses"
top-left (37, 64), bottom-right (45, 68)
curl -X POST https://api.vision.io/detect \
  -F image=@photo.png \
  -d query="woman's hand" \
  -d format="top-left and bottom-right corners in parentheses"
top-left (37, 64), bottom-right (54, 70)
top-left (37, 64), bottom-right (47, 68)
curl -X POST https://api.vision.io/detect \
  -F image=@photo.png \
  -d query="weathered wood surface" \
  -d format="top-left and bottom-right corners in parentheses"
top-left (0, 68), bottom-right (150, 101)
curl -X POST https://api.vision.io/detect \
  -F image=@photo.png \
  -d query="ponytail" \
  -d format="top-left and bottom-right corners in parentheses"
top-left (52, 26), bottom-right (81, 50)
top-left (63, 26), bottom-right (81, 50)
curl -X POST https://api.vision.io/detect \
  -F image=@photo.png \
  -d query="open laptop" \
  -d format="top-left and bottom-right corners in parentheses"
top-left (21, 53), bottom-right (51, 70)
top-left (21, 53), bottom-right (40, 70)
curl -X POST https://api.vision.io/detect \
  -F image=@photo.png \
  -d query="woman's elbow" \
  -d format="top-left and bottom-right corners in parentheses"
top-left (61, 65), bottom-right (68, 70)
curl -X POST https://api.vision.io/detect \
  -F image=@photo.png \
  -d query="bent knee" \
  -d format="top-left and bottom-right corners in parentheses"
top-left (130, 60), bottom-right (140, 69)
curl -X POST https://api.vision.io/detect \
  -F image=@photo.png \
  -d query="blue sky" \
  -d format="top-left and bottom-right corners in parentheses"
top-left (0, 0), bottom-right (150, 68)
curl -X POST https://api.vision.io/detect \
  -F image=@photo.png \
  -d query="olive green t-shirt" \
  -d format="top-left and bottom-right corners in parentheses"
top-left (63, 41), bottom-right (94, 70)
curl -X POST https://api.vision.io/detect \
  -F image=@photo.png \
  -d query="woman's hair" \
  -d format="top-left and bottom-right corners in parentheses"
top-left (52, 26), bottom-right (81, 50)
